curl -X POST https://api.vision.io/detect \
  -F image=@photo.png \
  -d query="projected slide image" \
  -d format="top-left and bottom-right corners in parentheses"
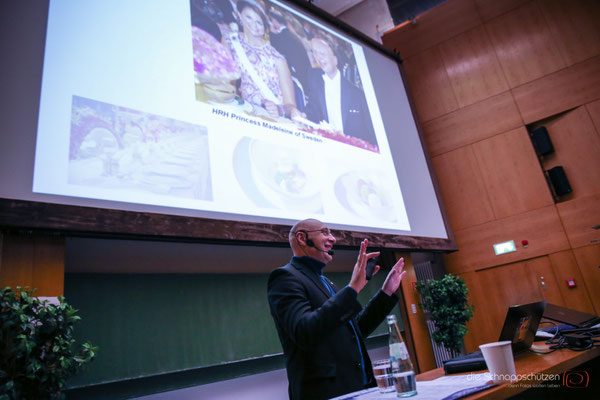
top-left (233, 137), bottom-right (323, 213)
top-left (28, 0), bottom-right (445, 238)
top-left (192, 26), bottom-right (240, 103)
top-left (190, 0), bottom-right (379, 152)
top-left (68, 96), bottom-right (212, 200)
top-left (334, 171), bottom-right (397, 222)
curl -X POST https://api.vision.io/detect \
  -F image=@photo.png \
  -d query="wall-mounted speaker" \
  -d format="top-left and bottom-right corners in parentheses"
top-left (530, 126), bottom-right (554, 156)
top-left (546, 166), bottom-right (572, 196)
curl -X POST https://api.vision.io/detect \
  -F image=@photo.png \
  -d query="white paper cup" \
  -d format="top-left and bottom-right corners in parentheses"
top-left (479, 341), bottom-right (516, 383)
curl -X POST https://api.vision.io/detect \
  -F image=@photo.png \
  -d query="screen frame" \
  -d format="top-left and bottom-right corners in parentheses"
top-left (0, 197), bottom-right (455, 250)
top-left (0, 0), bottom-right (456, 251)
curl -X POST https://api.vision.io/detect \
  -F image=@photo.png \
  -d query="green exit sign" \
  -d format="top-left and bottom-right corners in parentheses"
top-left (493, 240), bottom-right (517, 255)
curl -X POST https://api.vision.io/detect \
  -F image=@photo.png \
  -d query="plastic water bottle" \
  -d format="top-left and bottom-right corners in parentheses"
top-left (387, 315), bottom-right (417, 397)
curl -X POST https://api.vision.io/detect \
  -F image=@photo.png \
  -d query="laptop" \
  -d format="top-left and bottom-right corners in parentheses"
top-left (443, 300), bottom-right (546, 374)
top-left (543, 303), bottom-right (600, 328)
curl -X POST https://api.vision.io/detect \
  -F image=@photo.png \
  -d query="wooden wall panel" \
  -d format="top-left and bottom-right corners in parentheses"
top-left (543, 107), bottom-right (600, 199)
top-left (538, 0), bottom-right (600, 67)
top-left (459, 270), bottom-right (498, 352)
top-left (385, 0), bottom-right (599, 360)
top-left (423, 91), bottom-right (522, 156)
top-left (398, 254), bottom-right (436, 373)
top-left (585, 98), bottom-right (600, 139)
top-left (438, 25), bottom-right (509, 107)
top-left (445, 205), bottom-right (570, 273)
top-left (527, 256), bottom-right (564, 309)
top-left (556, 194), bottom-right (600, 249)
top-left (472, 127), bottom-right (553, 219)
top-left (0, 234), bottom-right (64, 296)
top-left (548, 250), bottom-right (595, 314)
top-left (573, 244), bottom-right (600, 315)
top-left (461, 256), bottom-right (567, 352)
top-left (32, 236), bottom-right (65, 297)
top-left (512, 55), bottom-right (600, 123)
top-left (485, 1), bottom-right (565, 88)
top-left (431, 146), bottom-right (495, 231)
top-left (0, 234), bottom-right (34, 288)
top-left (475, 260), bottom-right (545, 337)
top-left (474, 0), bottom-right (530, 21)
top-left (382, 0), bottom-right (481, 59)
top-left (402, 47), bottom-right (459, 122)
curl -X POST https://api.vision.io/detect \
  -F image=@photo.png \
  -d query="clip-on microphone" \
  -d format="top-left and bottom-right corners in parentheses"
top-left (306, 238), bottom-right (335, 256)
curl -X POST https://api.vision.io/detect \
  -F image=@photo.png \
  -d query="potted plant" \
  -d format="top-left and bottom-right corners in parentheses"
top-left (0, 287), bottom-right (97, 400)
top-left (416, 274), bottom-right (474, 356)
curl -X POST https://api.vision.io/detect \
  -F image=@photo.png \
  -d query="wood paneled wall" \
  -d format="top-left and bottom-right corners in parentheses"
top-left (383, 0), bottom-right (600, 360)
top-left (0, 233), bottom-right (65, 296)
top-left (397, 253), bottom-right (437, 373)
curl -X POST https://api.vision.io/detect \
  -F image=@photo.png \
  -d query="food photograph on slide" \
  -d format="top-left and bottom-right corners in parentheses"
top-left (334, 170), bottom-right (398, 223)
top-left (233, 137), bottom-right (324, 213)
top-left (68, 96), bottom-right (212, 201)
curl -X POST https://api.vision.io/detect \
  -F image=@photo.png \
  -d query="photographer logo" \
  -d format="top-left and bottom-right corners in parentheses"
top-left (563, 370), bottom-right (589, 388)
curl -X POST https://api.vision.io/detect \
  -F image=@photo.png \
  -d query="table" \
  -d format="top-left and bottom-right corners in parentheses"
top-left (335, 343), bottom-right (599, 399)
top-left (416, 343), bottom-right (599, 399)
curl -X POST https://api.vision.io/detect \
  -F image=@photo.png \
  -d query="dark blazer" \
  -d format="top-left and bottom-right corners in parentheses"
top-left (267, 256), bottom-right (398, 400)
top-left (269, 27), bottom-right (311, 91)
top-left (305, 68), bottom-right (378, 147)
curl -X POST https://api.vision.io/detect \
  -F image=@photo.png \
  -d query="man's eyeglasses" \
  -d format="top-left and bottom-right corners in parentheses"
top-left (298, 228), bottom-right (333, 237)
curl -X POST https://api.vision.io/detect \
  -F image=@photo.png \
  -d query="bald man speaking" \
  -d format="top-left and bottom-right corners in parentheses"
top-left (267, 219), bottom-right (406, 400)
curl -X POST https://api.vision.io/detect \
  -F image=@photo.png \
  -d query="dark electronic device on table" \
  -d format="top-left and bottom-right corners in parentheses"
top-left (543, 303), bottom-right (600, 329)
top-left (443, 301), bottom-right (546, 374)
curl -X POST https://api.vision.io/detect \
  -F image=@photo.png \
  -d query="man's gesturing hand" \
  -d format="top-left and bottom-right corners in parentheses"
top-left (382, 257), bottom-right (406, 296)
top-left (348, 239), bottom-right (380, 294)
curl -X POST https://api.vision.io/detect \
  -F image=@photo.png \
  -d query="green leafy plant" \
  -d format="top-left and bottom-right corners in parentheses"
top-left (0, 287), bottom-right (97, 400)
top-left (416, 274), bottom-right (474, 355)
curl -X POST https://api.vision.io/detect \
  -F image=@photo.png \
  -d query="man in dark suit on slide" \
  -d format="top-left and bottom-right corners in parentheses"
top-left (267, 8), bottom-right (311, 102)
top-left (267, 218), bottom-right (406, 400)
top-left (305, 38), bottom-right (378, 146)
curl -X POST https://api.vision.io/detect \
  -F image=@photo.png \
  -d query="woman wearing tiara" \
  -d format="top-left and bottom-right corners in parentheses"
top-left (224, 0), bottom-right (302, 120)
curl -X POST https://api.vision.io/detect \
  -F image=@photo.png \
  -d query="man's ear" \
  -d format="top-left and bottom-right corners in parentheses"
top-left (295, 230), bottom-right (307, 246)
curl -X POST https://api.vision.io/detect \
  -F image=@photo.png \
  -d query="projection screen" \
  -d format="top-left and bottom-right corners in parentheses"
top-left (0, 0), bottom-right (454, 250)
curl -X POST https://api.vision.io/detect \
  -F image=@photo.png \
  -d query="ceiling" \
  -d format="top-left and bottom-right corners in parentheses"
top-left (311, 0), bottom-right (365, 16)
top-left (312, 0), bottom-right (449, 25)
